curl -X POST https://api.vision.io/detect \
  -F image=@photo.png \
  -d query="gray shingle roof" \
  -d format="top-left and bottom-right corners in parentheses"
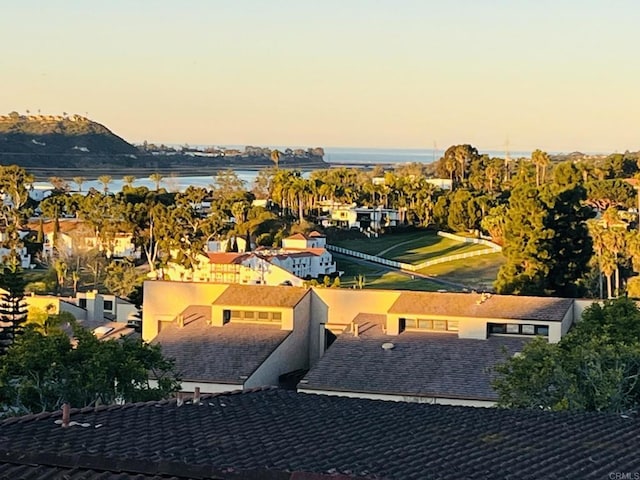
top-left (212, 285), bottom-right (309, 308)
top-left (301, 314), bottom-right (527, 400)
top-left (153, 306), bottom-right (290, 383)
top-left (0, 389), bottom-right (638, 480)
top-left (388, 291), bottom-right (574, 321)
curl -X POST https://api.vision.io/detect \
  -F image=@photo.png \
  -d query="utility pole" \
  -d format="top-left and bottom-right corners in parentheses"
top-left (504, 136), bottom-right (511, 182)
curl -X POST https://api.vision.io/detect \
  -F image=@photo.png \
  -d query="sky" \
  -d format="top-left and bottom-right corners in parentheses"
top-left (2, 0), bottom-right (640, 153)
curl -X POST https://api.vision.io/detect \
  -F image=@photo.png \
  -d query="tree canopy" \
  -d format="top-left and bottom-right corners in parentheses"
top-left (494, 297), bottom-right (640, 413)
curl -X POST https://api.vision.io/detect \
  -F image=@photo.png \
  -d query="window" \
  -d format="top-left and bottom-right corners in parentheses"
top-left (79, 298), bottom-right (87, 309)
top-left (433, 320), bottom-right (447, 331)
top-left (258, 311), bottom-right (269, 320)
top-left (231, 310), bottom-right (241, 319)
top-left (103, 300), bottom-right (113, 311)
top-left (244, 311), bottom-right (254, 319)
top-left (272, 312), bottom-right (282, 321)
top-left (402, 318), bottom-right (457, 332)
top-left (488, 322), bottom-right (549, 337)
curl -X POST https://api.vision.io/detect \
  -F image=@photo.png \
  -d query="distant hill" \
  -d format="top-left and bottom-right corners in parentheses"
top-left (0, 112), bottom-right (137, 155)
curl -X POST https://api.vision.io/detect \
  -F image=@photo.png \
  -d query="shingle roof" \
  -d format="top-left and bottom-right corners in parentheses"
top-left (301, 313), bottom-right (527, 401)
top-left (212, 285), bottom-right (309, 308)
top-left (0, 389), bottom-right (638, 480)
top-left (152, 306), bottom-right (290, 383)
top-left (388, 291), bottom-right (573, 322)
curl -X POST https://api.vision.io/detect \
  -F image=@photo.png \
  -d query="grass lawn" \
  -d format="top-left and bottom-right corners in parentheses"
top-left (335, 255), bottom-right (450, 292)
top-left (331, 230), bottom-right (488, 265)
top-left (331, 231), bottom-right (428, 256)
top-left (417, 253), bottom-right (505, 291)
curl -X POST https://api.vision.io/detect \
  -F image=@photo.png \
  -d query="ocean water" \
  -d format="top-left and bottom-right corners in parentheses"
top-left (32, 146), bottom-right (533, 193)
top-left (323, 147), bottom-right (532, 165)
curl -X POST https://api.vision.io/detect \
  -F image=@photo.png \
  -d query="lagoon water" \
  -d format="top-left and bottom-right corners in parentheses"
top-left (33, 146), bottom-right (533, 193)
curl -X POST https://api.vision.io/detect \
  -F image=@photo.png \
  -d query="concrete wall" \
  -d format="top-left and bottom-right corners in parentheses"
top-left (309, 288), bottom-right (400, 364)
top-left (142, 281), bottom-right (229, 341)
top-left (149, 379), bottom-right (242, 394)
top-left (574, 298), bottom-right (598, 322)
top-left (297, 389), bottom-right (495, 408)
top-left (245, 294), bottom-right (312, 388)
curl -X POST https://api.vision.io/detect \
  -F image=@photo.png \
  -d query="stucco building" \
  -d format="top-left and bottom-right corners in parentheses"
top-left (143, 283), bottom-right (591, 405)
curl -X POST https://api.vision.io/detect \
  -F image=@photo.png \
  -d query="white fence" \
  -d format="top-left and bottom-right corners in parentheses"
top-left (436, 231), bottom-right (502, 251)
top-left (328, 232), bottom-right (501, 273)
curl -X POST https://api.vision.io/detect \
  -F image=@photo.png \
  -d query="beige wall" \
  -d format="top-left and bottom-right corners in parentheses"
top-left (309, 288), bottom-right (400, 364)
top-left (142, 281), bottom-right (229, 341)
top-left (297, 389), bottom-right (495, 408)
top-left (245, 294), bottom-right (312, 388)
top-left (574, 299), bottom-right (598, 323)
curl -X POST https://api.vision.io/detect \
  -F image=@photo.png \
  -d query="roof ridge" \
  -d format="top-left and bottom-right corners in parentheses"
top-left (0, 386), bottom-right (279, 425)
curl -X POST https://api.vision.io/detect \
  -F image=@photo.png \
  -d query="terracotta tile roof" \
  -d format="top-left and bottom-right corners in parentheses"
top-left (152, 306), bottom-right (290, 383)
top-left (212, 285), bottom-right (310, 308)
top-left (0, 389), bottom-right (637, 480)
top-left (388, 291), bottom-right (573, 322)
top-left (301, 315), bottom-right (527, 401)
top-left (206, 252), bottom-right (248, 264)
top-left (26, 218), bottom-right (93, 235)
top-left (308, 231), bottom-right (325, 238)
top-left (285, 233), bottom-right (307, 240)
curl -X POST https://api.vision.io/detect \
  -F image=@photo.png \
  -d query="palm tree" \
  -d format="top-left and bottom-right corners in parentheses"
top-left (270, 149), bottom-right (281, 170)
top-left (97, 175), bottom-right (112, 194)
top-left (149, 173), bottom-right (164, 191)
top-left (531, 149), bottom-right (550, 187)
top-left (72, 176), bottom-right (86, 192)
top-left (123, 175), bottom-right (136, 188)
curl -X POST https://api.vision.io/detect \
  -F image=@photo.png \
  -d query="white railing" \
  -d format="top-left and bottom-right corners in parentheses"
top-left (436, 231), bottom-right (502, 251)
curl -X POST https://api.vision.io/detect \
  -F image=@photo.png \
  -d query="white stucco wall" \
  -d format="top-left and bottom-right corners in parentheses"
top-left (244, 294), bottom-right (312, 388)
top-left (149, 379), bottom-right (243, 394)
top-left (297, 389), bottom-right (495, 408)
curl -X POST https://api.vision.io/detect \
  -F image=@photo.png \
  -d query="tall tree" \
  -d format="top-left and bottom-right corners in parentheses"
top-left (97, 175), bottom-right (112, 194)
top-left (495, 177), bottom-right (593, 296)
top-left (0, 260), bottom-right (28, 355)
top-left (494, 297), bottom-right (640, 413)
top-left (72, 176), bottom-right (86, 192)
top-left (149, 173), bottom-right (164, 191)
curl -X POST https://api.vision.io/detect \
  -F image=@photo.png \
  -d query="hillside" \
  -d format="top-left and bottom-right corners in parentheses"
top-left (0, 112), bottom-right (137, 155)
top-left (0, 112), bottom-right (328, 178)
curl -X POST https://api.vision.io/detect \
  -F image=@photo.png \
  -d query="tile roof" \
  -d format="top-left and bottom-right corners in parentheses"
top-left (206, 252), bottom-right (248, 264)
top-left (388, 291), bottom-right (574, 322)
top-left (308, 231), bottom-right (325, 238)
top-left (285, 233), bottom-right (307, 240)
top-left (152, 306), bottom-right (290, 383)
top-left (301, 313), bottom-right (527, 401)
top-left (212, 285), bottom-right (310, 308)
top-left (0, 388), bottom-right (638, 480)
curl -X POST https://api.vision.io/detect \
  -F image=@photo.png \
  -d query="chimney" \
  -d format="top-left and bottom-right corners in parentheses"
top-left (353, 323), bottom-right (359, 337)
top-left (176, 392), bottom-right (184, 407)
top-left (62, 403), bottom-right (70, 428)
top-left (194, 387), bottom-right (201, 405)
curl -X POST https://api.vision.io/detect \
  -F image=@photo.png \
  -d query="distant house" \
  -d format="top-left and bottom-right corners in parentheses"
top-left (160, 231), bottom-right (335, 285)
top-left (318, 201), bottom-right (403, 231)
top-left (0, 229), bottom-right (33, 268)
top-left (28, 219), bottom-right (139, 259)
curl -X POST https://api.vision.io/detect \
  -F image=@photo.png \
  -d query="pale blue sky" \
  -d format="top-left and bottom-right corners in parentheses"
top-left (2, 0), bottom-right (639, 152)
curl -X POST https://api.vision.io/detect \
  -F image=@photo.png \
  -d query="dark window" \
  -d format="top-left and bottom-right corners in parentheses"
top-left (103, 300), bottom-right (113, 311)
top-left (79, 298), bottom-right (87, 309)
